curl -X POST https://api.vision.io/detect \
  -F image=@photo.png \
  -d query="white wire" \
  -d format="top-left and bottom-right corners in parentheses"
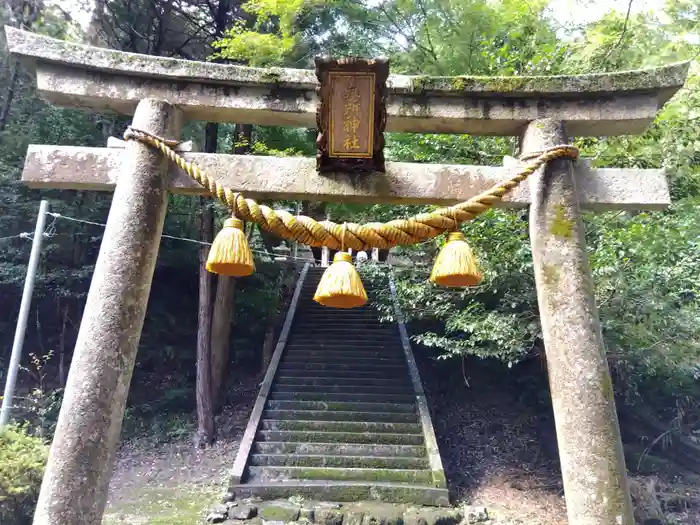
top-left (0, 232), bottom-right (34, 242)
top-left (45, 212), bottom-right (323, 263)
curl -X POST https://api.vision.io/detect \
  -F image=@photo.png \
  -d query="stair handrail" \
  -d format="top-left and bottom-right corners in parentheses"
top-left (230, 261), bottom-right (311, 484)
top-left (387, 264), bottom-right (448, 489)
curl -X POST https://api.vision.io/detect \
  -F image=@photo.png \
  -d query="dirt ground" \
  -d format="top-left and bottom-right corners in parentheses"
top-left (103, 354), bottom-right (698, 525)
top-left (103, 374), bottom-right (260, 525)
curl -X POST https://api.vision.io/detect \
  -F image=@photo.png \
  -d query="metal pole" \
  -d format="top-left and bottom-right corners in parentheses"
top-left (293, 201), bottom-right (300, 260)
top-left (0, 199), bottom-right (49, 427)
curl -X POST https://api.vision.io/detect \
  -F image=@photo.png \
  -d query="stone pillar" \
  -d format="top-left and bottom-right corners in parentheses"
top-left (522, 119), bottom-right (634, 525)
top-left (32, 99), bottom-right (181, 525)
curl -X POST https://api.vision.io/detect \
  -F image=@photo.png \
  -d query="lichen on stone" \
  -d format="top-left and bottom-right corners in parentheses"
top-left (549, 205), bottom-right (574, 238)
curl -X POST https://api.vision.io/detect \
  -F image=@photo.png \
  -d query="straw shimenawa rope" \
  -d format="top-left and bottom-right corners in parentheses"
top-left (124, 127), bottom-right (578, 251)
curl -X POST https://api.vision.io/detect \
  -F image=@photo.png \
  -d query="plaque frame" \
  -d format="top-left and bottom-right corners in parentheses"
top-left (314, 56), bottom-right (389, 173)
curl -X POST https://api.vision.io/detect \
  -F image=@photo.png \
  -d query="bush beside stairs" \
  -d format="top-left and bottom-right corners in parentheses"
top-left (229, 265), bottom-right (449, 506)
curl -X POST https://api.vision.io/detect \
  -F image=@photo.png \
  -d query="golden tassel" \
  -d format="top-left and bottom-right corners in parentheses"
top-left (314, 252), bottom-right (368, 308)
top-left (429, 231), bottom-right (482, 287)
top-left (205, 217), bottom-right (255, 277)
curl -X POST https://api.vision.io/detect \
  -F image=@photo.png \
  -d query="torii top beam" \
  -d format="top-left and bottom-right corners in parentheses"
top-left (4, 27), bottom-right (690, 137)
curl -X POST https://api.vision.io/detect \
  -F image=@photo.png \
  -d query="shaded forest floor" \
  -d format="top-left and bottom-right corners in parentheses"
top-left (102, 355), bottom-right (700, 525)
top-left (103, 375), bottom-right (260, 525)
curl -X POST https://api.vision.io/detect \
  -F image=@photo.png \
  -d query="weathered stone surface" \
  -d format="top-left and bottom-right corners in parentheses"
top-left (462, 506), bottom-right (488, 524)
top-left (231, 504), bottom-right (259, 520)
top-left (314, 504), bottom-right (345, 525)
top-left (403, 507), bottom-right (461, 525)
top-left (5, 27), bottom-right (689, 136)
top-left (22, 145), bottom-right (671, 211)
top-left (30, 99), bottom-right (180, 525)
top-left (344, 511), bottom-right (365, 525)
top-left (360, 507), bottom-right (403, 525)
top-left (231, 518), bottom-right (263, 525)
top-left (205, 511), bottom-right (227, 523)
top-left (522, 119), bottom-right (634, 525)
top-left (259, 501), bottom-right (301, 522)
top-left (299, 504), bottom-right (315, 521)
top-left (205, 504), bottom-right (230, 522)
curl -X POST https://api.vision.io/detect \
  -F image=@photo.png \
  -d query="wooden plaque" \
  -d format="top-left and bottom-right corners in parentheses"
top-left (315, 57), bottom-right (389, 173)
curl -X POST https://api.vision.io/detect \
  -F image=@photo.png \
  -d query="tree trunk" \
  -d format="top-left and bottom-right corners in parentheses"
top-left (261, 323), bottom-right (277, 372)
top-left (195, 197), bottom-right (215, 448)
top-left (261, 268), bottom-right (296, 371)
top-left (58, 303), bottom-right (69, 387)
top-left (208, 122), bottom-right (252, 410)
top-left (233, 123), bottom-right (252, 153)
top-left (210, 276), bottom-right (235, 413)
top-left (0, 62), bottom-right (19, 132)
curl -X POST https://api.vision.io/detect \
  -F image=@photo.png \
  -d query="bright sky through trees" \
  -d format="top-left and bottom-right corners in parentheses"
top-left (56, 0), bottom-right (666, 38)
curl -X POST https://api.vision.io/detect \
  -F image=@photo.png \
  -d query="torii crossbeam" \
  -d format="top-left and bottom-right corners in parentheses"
top-left (4, 26), bottom-right (689, 525)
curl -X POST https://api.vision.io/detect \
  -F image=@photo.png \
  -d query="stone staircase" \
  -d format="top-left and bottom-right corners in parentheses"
top-left (230, 265), bottom-right (449, 506)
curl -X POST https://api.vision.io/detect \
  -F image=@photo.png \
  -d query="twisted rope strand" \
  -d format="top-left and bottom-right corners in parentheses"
top-left (124, 127), bottom-right (578, 250)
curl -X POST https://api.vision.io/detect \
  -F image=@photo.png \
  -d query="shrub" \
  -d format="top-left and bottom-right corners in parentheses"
top-left (0, 425), bottom-right (48, 525)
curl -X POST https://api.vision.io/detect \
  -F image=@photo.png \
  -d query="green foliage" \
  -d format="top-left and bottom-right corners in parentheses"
top-left (2, 0), bottom-right (700, 451)
top-left (0, 425), bottom-right (48, 525)
top-left (212, 0), bottom-right (328, 66)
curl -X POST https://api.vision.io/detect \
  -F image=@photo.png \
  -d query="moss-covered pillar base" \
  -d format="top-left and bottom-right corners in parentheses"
top-left (32, 99), bottom-right (181, 525)
top-left (522, 119), bottom-right (634, 525)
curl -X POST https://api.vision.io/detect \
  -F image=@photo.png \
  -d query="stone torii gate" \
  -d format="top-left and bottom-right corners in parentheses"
top-left (5, 27), bottom-right (689, 525)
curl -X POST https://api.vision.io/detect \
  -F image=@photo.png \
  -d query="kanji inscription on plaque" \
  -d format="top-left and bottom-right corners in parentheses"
top-left (315, 57), bottom-right (389, 173)
top-left (329, 73), bottom-right (374, 158)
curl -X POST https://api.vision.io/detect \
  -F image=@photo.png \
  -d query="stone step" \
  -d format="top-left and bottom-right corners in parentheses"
top-left (283, 342), bottom-right (404, 350)
top-left (253, 441), bottom-right (427, 458)
top-left (293, 316), bottom-right (384, 323)
top-left (277, 362), bottom-right (406, 373)
top-left (265, 400), bottom-right (417, 414)
top-left (300, 309), bottom-right (382, 317)
top-left (288, 335), bottom-right (399, 344)
top-left (261, 419), bottom-right (422, 434)
top-left (280, 357), bottom-right (406, 367)
top-left (294, 309), bottom-right (382, 326)
top-left (275, 376), bottom-right (410, 388)
top-left (290, 332), bottom-right (396, 339)
top-left (292, 317), bottom-right (388, 324)
top-left (273, 384), bottom-right (412, 395)
top-left (257, 430), bottom-right (424, 445)
top-left (248, 466), bottom-right (433, 484)
top-left (274, 368), bottom-right (406, 379)
top-left (279, 355), bottom-right (407, 365)
top-left (263, 409), bottom-right (418, 423)
top-left (283, 346), bottom-right (403, 354)
top-left (269, 392), bottom-right (415, 403)
top-left (230, 481), bottom-right (450, 506)
top-left (249, 453), bottom-right (429, 469)
top-left (292, 325), bottom-right (395, 332)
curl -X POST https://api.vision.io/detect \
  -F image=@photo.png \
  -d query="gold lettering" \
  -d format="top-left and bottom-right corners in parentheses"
top-left (337, 79), bottom-right (365, 152)
top-left (343, 118), bottom-right (361, 134)
top-left (343, 84), bottom-right (361, 102)
top-left (343, 102), bottom-right (360, 118)
top-left (343, 135), bottom-right (361, 150)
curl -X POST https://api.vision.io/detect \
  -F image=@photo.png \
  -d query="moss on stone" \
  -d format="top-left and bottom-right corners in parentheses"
top-left (256, 454), bottom-right (426, 469)
top-left (600, 367), bottom-right (615, 402)
top-left (259, 501), bottom-right (301, 522)
top-left (450, 77), bottom-right (466, 91)
top-left (550, 205), bottom-right (574, 238)
top-left (410, 76), bottom-right (430, 93)
top-left (284, 467), bottom-right (432, 484)
top-left (542, 263), bottom-right (561, 287)
top-left (262, 68), bottom-right (283, 83)
top-left (431, 470), bottom-right (447, 489)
